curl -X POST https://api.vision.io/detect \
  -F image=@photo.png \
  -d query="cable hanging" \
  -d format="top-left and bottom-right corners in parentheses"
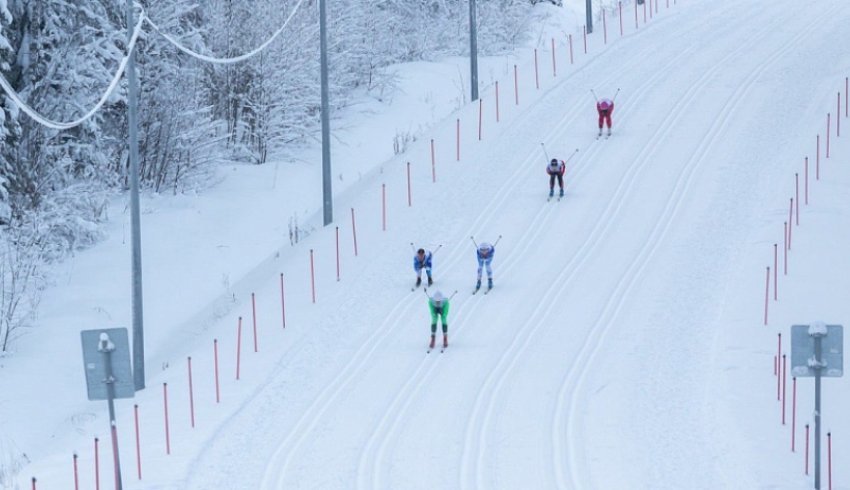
top-left (143, 0), bottom-right (308, 65)
top-left (0, 14), bottom-right (145, 130)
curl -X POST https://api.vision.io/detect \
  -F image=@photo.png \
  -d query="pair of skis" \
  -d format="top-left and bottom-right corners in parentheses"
top-left (472, 284), bottom-right (493, 295)
top-left (426, 342), bottom-right (448, 354)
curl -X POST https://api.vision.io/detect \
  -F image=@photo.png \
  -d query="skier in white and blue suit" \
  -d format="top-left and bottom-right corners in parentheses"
top-left (475, 242), bottom-right (495, 290)
top-left (413, 248), bottom-right (433, 287)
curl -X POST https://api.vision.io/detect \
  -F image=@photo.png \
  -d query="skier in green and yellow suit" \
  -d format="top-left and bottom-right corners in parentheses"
top-left (428, 290), bottom-right (450, 349)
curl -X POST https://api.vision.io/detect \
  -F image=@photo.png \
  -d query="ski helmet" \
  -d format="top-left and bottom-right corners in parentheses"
top-left (550, 158), bottom-right (558, 166)
top-left (432, 291), bottom-right (444, 305)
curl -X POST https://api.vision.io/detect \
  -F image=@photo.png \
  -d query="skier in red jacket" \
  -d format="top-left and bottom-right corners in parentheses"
top-left (596, 98), bottom-right (614, 137)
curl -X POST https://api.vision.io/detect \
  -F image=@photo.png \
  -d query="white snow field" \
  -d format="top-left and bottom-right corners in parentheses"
top-left (3, 0), bottom-right (850, 489)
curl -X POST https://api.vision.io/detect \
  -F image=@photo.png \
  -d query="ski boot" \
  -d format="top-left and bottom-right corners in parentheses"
top-left (559, 188), bottom-right (564, 198)
top-left (428, 276), bottom-right (433, 286)
top-left (607, 128), bottom-right (612, 136)
top-left (488, 278), bottom-right (494, 290)
top-left (443, 334), bottom-right (448, 348)
top-left (598, 128), bottom-right (603, 137)
top-left (416, 277), bottom-right (422, 287)
top-left (475, 279), bottom-right (481, 290)
top-left (549, 188), bottom-right (554, 198)
top-left (429, 334), bottom-right (436, 349)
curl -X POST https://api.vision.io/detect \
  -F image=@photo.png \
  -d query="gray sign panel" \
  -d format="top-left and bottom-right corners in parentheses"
top-left (790, 324), bottom-right (843, 378)
top-left (81, 328), bottom-right (136, 401)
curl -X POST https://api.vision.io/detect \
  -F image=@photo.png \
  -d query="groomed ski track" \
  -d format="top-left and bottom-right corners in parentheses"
top-left (182, 1), bottom-right (850, 489)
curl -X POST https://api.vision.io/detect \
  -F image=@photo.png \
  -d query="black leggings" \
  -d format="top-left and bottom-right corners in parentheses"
top-left (549, 174), bottom-right (564, 189)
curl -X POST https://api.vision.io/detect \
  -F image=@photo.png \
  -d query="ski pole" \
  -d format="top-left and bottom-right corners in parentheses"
top-left (409, 242), bottom-right (416, 252)
top-left (564, 148), bottom-right (580, 164)
top-left (612, 88), bottom-right (621, 102)
top-left (432, 244), bottom-right (443, 254)
top-left (540, 142), bottom-right (550, 162)
top-left (447, 290), bottom-right (459, 301)
top-left (590, 89), bottom-right (599, 102)
top-left (470, 236), bottom-right (479, 249)
top-left (492, 234), bottom-right (503, 247)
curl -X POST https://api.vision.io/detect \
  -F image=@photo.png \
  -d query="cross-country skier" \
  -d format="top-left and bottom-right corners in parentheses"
top-left (475, 242), bottom-right (495, 291)
top-left (596, 97), bottom-right (615, 137)
top-left (413, 248), bottom-right (433, 287)
top-left (546, 158), bottom-right (566, 198)
top-left (427, 290), bottom-right (450, 349)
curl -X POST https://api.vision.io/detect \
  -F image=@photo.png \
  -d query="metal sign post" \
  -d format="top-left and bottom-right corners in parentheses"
top-left (81, 328), bottom-right (135, 490)
top-left (791, 323), bottom-right (843, 490)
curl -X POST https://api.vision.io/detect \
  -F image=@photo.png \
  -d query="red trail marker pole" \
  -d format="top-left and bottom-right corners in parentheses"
top-left (583, 26), bottom-right (587, 54)
top-left (94, 437), bottom-right (100, 490)
top-left (568, 35), bottom-right (574, 64)
top-left (74, 453), bottom-right (80, 489)
top-left (162, 383), bottom-right (171, 455)
top-left (602, 9), bottom-right (607, 44)
top-left (619, 2), bottom-right (624, 37)
top-left (134, 405), bottom-right (142, 479)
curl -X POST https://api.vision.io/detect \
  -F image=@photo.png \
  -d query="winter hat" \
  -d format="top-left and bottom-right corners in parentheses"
top-left (550, 158), bottom-right (559, 166)
top-left (417, 248), bottom-right (425, 255)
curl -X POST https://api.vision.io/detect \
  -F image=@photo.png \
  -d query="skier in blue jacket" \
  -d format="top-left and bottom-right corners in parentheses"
top-left (475, 242), bottom-right (495, 291)
top-left (413, 248), bottom-right (433, 287)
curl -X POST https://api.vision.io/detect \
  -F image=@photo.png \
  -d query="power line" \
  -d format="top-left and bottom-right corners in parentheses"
top-left (143, 0), bottom-right (308, 65)
top-left (0, 14), bottom-right (145, 130)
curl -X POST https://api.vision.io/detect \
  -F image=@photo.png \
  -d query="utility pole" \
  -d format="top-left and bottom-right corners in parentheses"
top-left (469, 0), bottom-right (479, 101)
top-left (126, 0), bottom-right (145, 391)
top-left (320, 0), bottom-right (333, 225)
top-left (586, 0), bottom-right (593, 34)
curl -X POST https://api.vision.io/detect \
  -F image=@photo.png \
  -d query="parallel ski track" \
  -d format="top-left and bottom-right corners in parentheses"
top-left (256, 12), bottom-right (671, 490)
top-left (552, 4), bottom-right (841, 489)
top-left (360, 10), bottom-right (708, 490)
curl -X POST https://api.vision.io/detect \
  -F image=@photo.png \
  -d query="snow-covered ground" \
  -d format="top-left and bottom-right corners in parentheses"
top-left (2, 0), bottom-right (850, 488)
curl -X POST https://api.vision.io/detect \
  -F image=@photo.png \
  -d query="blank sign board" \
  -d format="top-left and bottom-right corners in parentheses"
top-left (80, 328), bottom-right (136, 401)
top-left (790, 324), bottom-right (843, 378)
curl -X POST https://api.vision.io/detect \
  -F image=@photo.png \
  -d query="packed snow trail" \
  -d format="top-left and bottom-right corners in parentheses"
top-left (181, 1), bottom-right (850, 489)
